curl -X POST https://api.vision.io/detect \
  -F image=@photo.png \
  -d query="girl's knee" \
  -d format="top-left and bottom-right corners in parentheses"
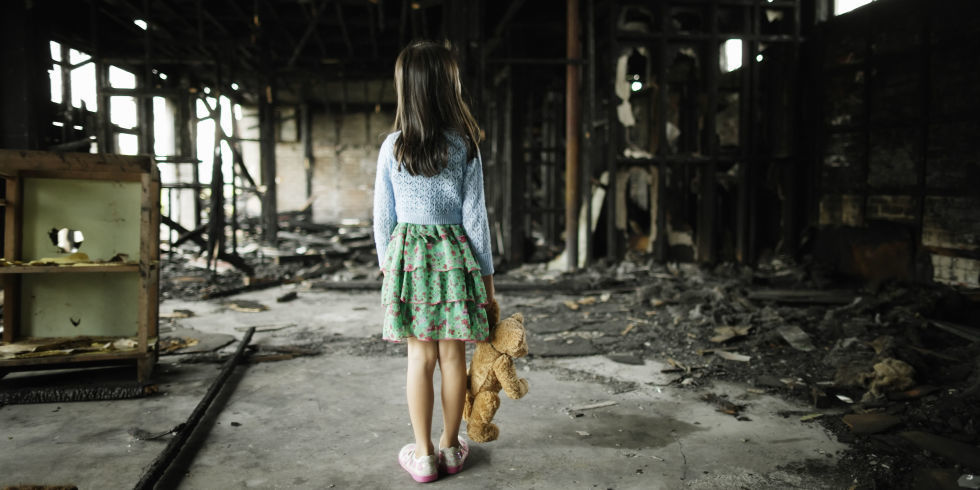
top-left (407, 338), bottom-right (440, 367)
top-left (437, 340), bottom-right (465, 363)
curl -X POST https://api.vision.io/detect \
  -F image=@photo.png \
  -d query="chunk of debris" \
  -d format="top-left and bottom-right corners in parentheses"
top-left (959, 474), bottom-right (980, 490)
top-left (576, 431), bottom-right (591, 437)
top-left (842, 413), bottom-right (903, 434)
top-left (563, 300), bottom-right (580, 311)
top-left (161, 309), bottom-right (195, 319)
top-left (800, 413), bottom-right (824, 422)
top-left (701, 393), bottom-right (745, 417)
top-left (709, 326), bottom-right (752, 343)
top-left (276, 291), bottom-right (299, 303)
top-left (714, 350), bottom-right (751, 362)
top-left (810, 386), bottom-right (832, 408)
top-left (776, 325), bottom-right (815, 352)
top-left (570, 400), bottom-right (618, 412)
top-left (867, 358), bottom-right (915, 399)
top-left (886, 385), bottom-right (939, 401)
top-left (228, 300), bottom-right (269, 313)
top-left (159, 337), bottom-right (200, 354)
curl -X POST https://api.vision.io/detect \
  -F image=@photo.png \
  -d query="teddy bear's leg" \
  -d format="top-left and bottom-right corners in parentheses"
top-left (462, 390), bottom-right (474, 421)
top-left (465, 391), bottom-right (500, 442)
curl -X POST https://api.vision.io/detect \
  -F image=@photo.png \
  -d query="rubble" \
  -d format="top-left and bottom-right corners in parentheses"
top-left (155, 216), bottom-right (980, 486)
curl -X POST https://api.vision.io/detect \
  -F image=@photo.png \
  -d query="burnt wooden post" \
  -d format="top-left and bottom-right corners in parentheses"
top-left (301, 101), bottom-right (314, 219)
top-left (259, 86), bottom-right (277, 244)
top-left (259, 14), bottom-right (278, 245)
top-left (139, 0), bottom-right (155, 156)
top-left (655, 1), bottom-right (669, 262)
top-left (698, 2), bottom-right (719, 263)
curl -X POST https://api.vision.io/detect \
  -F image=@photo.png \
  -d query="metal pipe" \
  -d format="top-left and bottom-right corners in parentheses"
top-left (133, 327), bottom-right (255, 490)
top-left (565, 0), bottom-right (581, 272)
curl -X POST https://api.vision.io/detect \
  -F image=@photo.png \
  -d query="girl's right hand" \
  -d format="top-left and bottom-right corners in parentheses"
top-left (482, 274), bottom-right (495, 305)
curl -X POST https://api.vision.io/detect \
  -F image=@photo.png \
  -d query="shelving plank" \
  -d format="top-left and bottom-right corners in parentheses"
top-left (0, 264), bottom-right (139, 274)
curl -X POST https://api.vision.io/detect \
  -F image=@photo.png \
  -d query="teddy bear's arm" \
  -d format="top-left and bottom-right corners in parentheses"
top-left (492, 356), bottom-right (529, 400)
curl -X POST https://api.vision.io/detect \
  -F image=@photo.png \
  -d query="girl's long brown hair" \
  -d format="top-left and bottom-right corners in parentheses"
top-left (393, 41), bottom-right (481, 177)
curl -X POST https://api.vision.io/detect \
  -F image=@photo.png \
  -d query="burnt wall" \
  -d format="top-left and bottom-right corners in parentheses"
top-left (811, 0), bottom-right (980, 287)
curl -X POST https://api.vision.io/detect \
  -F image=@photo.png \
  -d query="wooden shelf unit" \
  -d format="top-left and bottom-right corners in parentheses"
top-left (0, 150), bottom-right (160, 382)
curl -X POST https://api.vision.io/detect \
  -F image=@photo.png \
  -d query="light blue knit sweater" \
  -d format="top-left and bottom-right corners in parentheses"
top-left (373, 131), bottom-right (495, 275)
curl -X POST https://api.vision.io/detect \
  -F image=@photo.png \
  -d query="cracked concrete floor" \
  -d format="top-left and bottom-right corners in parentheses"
top-left (1, 286), bottom-right (852, 489)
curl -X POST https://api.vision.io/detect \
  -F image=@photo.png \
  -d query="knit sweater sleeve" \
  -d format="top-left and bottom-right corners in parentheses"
top-left (373, 135), bottom-right (397, 268)
top-left (461, 148), bottom-right (495, 275)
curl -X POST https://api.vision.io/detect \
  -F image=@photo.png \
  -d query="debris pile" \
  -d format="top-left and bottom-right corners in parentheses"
top-left (157, 214), bottom-right (979, 486)
top-left (507, 255), bottom-right (979, 486)
top-left (161, 217), bottom-right (379, 300)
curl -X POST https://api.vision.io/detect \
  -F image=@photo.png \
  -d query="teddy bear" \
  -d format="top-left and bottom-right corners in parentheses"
top-left (463, 300), bottom-right (530, 442)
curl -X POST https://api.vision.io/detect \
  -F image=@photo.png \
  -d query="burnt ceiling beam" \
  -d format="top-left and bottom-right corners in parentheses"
top-left (222, 0), bottom-right (253, 30)
top-left (153, 1), bottom-right (216, 60)
top-left (485, 0), bottom-right (527, 56)
top-left (335, 0), bottom-right (356, 59)
top-left (260, 0), bottom-right (300, 55)
top-left (287, 0), bottom-right (331, 69)
top-left (299, 1), bottom-right (331, 59)
top-left (96, 4), bottom-right (183, 60)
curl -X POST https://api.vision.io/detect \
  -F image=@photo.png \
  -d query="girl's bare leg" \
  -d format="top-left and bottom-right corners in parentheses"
top-left (438, 339), bottom-right (467, 449)
top-left (406, 337), bottom-right (439, 456)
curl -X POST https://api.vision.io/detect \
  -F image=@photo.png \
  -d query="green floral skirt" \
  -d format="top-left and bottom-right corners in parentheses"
top-left (381, 223), bottom-right (490, 342)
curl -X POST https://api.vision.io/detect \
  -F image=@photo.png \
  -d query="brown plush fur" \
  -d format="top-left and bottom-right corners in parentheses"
top-left (462, 300), bottom-right (529, 442)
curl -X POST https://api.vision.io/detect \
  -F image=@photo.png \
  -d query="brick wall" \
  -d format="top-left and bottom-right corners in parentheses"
top-left (273, 109), bottom-right (395, 223)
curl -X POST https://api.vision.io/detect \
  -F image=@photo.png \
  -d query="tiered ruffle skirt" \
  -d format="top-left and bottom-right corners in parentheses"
top-left (381, 223), bottom-right (490, 342)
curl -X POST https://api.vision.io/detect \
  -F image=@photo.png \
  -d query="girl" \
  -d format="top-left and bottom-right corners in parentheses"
top-left (373, 41), bottom-right (495, 483)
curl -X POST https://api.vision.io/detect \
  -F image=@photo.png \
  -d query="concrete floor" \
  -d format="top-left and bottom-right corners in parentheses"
top-left (1, 286), bottom-right (852, 489)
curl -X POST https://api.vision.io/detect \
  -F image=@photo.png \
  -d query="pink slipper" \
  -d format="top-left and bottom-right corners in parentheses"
top-left (398, 444), bottom-right (438, 483)
top-left (438, 437), bottom-right (469, 475)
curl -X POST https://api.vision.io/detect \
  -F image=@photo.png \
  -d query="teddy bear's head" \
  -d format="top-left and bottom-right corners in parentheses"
top-left (490, 313), bottom-right (528, 358)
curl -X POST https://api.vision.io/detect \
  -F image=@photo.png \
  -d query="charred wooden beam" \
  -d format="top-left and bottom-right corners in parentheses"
top-left (484, 0), bottom-right (527, 56)
top-left (259, 86), bottom-right (278, 244)
top-left (287, 0), bottom-right (331, 69)
top-left (697, 1), bottom-right (719, 264)
top-left (301, 102), bottom-right (315, 213)
top-left (335, 0), bottom-right (355, 59)
top-left (161, 215), bottom-right (208, 250)
top-left (655, 0), bottom-right (669, 262)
